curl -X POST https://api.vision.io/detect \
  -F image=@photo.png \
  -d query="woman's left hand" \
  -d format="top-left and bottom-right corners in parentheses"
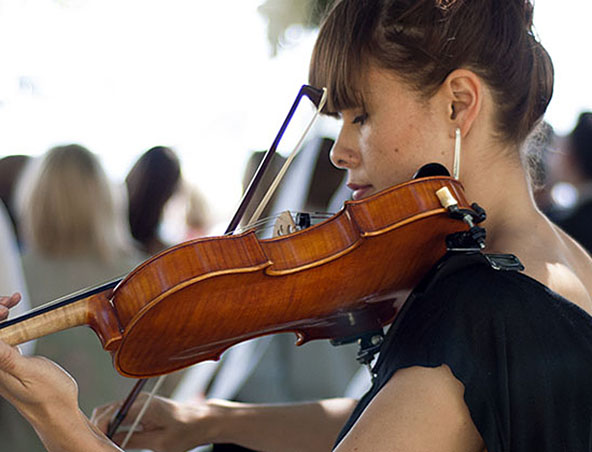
top-left (0, 337), bottom-right (78, 414)
top-left (0, 292), bottom-right (21, 321)
top-left (0, 339), bottom-right (120, 451)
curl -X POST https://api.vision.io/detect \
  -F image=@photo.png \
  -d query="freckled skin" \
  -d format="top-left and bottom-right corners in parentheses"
top-left (330, 68), bottom-right (452, 196)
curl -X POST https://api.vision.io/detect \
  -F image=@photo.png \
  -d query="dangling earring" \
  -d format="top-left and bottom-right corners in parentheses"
top-left (453, 127), bottom-right (461, 180)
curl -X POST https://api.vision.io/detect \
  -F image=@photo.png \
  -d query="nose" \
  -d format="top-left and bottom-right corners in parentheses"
top-left (329, 129), bottom-right (360, 170)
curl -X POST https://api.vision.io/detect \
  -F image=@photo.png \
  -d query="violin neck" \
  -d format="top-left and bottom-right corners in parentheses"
top-left (0, 279), bottom-right (123, 351)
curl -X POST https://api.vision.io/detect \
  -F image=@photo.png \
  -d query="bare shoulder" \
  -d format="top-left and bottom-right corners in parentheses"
top-left (334, 365), bottom-right (485, 452)
top-left (520, 223), bottom-right (592, 315)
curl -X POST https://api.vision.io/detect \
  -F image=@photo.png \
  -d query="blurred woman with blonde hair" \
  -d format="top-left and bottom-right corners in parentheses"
top-left (18, 144), bottom-right (135, 266)
top-left (12, 144), bottom-right (143, 451)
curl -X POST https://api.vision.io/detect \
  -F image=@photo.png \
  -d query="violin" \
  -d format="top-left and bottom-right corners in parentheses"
top-left (0, 85), bottom-right (484, 443)
top-left (0, 174), bottom-right (475, 377)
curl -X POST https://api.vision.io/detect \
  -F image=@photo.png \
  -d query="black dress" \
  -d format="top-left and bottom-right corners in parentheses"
top-left (335, 252), bottom-right (592, 451)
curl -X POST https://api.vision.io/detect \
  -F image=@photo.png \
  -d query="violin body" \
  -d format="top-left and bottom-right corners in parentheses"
top-left (0, 176), bottom-right (472, 378)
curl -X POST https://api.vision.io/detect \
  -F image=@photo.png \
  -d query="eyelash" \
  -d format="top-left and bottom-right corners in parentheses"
top-left (353, 112), bottom-right (368, 125)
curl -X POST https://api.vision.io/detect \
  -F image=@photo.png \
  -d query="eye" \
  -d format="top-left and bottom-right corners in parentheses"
top-left (352, 112), bottom-right (368, 125)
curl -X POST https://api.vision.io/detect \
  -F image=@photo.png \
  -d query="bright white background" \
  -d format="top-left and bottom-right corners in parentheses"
top-left (0, 0), bottom-right (590, 226)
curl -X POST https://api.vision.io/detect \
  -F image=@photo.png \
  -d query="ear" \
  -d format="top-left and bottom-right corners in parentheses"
top-left (437, 69), bottom-right (483, 138)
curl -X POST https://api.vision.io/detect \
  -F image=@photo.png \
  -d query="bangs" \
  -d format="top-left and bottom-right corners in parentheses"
top-left (308, 0), bottom-right (382, 115)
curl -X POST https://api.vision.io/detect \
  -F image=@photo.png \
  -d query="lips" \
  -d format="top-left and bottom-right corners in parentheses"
top-left (347, 183), bottom-right (374, 200)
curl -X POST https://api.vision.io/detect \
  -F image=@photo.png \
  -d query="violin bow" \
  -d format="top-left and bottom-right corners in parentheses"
top-left (227, 85), bottom-right (327, 231)
top-left (108, 85), bottom-right (327, 446)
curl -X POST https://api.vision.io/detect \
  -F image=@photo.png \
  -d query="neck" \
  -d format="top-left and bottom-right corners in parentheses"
top-left (459, 141), bottom-right (543, 255)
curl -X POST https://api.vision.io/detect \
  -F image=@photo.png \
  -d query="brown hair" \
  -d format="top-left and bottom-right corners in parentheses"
top-left (309, 0), bottom-right (554, 144)
top-left (126, 146), bottom-right (181, 250)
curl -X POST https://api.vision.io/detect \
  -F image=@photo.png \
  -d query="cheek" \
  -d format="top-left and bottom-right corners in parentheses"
top-left (370, 149), bottom-right (407, 189)
top-left (361, 131), bottom-right (406, 182)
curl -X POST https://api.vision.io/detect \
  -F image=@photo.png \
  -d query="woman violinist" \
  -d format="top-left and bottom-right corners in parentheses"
top-left (3, 0), bottom-right (592, 450)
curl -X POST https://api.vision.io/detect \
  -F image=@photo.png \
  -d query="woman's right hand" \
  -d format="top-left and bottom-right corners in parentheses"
top-left (91, 392), bottom-right (222, 452)
top-left (0, 292), bottom-right (21, 321)
top-left (93, 393), bottom-right (357, 452)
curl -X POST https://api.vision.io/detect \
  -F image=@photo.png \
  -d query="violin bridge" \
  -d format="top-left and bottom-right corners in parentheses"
top-left (273, 210), bottom-right (298, 237)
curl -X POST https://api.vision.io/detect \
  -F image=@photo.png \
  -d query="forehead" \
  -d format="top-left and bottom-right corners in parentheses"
top-left (345, 65), bottom-right (423, 111)
top-left (311, 62), bottom-right (405, 116)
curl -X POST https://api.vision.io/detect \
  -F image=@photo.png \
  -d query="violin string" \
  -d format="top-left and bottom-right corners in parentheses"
top-left (245, 88), bottom-right (327, 227)
top-left (234, 212), bottom-right (335, 235)
top-left (120, 374), bottom-right (166, 449)
top-left (232, 214), bottom-right (282, 234)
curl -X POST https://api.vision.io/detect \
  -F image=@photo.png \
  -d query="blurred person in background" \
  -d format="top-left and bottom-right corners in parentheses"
top-left (552, 113), bottom-right (592, 253)
top-left (0, 199), bottom-right (40, 451)
top-left (0, 200), bottom-right (31, 345)
top-left (126, 145), bottom-right (182, 255)
top-left (13, 144), bottom-right (143, 451)
top-left (521, 121), bottom-right (559, 216)
top-left (0, 154), bottom-right (31, 246)
top-left (183, 184), bottom-right (212, 240)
